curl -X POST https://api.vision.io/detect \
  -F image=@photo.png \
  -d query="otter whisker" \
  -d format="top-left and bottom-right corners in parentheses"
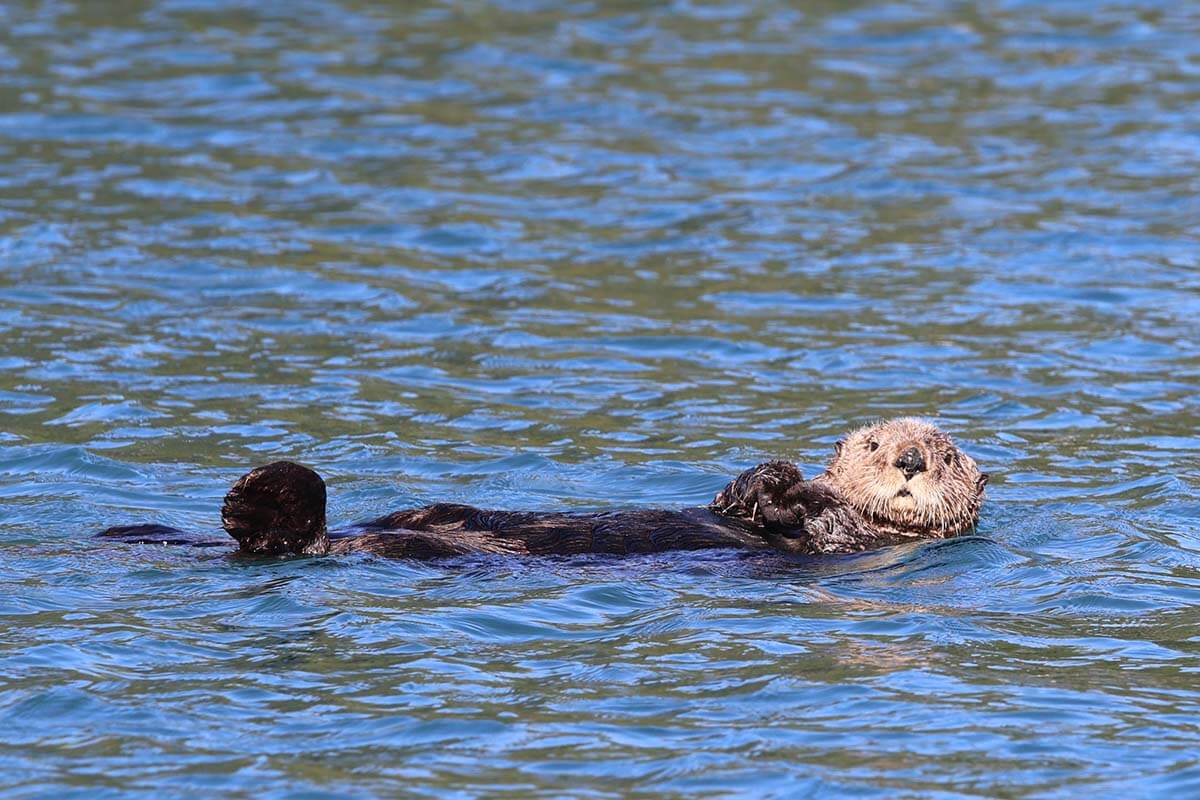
top-left (812, 417), bottom-right (983, 542)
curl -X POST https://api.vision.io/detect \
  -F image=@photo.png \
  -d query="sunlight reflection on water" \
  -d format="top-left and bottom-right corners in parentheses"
top-left (1, 0), bottom-right (1199, 796)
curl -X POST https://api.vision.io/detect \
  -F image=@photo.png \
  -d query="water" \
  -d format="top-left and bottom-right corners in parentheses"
top-left (2, 0), bottom-right (1199, 795)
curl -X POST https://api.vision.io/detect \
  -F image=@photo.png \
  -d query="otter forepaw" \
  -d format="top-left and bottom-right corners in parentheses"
top-left (754, 481), bottom-right (842, 535)
top-left (753, 484), bottom-right (804, 530)
top-left (711, 460), bottom-right (805, 528)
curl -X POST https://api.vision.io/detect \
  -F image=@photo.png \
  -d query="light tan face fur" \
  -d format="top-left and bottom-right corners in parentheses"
top-left (820, 418), bottom-right (987, 537)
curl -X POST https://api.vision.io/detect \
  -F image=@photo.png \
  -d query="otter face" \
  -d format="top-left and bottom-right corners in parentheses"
top-left (823, 418), bottom-right (987, 537)
top-left (221, 461), bottom-right (329, 555)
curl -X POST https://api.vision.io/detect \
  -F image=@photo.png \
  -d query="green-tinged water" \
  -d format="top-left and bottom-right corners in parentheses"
top-left (2, 1), bottom-right (1199, 796)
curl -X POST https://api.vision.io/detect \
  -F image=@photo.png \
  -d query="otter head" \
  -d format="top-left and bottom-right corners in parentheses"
top-left (221, 461), bottom-right (329, 556)
top-left (822, 418), bottom-right (987, 538)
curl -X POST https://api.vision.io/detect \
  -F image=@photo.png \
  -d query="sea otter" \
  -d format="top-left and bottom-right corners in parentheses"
top-left (100, 418), bottom-right (988, 559)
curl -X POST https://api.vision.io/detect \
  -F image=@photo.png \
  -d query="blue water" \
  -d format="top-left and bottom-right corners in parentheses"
top-left (2, 0), bottom-right (1200, 796)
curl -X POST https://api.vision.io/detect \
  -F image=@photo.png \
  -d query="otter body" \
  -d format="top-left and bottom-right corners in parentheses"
top-left (101, 418), bottom-right (988, 560)
top-left (328, 507), bottom-right (771, 559)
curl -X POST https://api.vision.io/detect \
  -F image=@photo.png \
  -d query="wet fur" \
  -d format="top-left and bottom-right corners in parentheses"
top-left (709, 418), bottom-right (987, 553)
top-left (331, 507), bottom-right (772, 558)
top-left (100, 418), bottom-right (987, 560)
top-left (818, 417), bottom-right (987, 539)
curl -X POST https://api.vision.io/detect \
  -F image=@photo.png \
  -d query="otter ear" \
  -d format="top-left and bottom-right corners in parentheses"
top-left (977, 473), bottom-right (989, 492)
top-left (833, 439), bottom-right (844, 456)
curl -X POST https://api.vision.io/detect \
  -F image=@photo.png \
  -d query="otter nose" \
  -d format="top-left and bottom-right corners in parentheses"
top-left (894, 447), bottom-right (926, 479)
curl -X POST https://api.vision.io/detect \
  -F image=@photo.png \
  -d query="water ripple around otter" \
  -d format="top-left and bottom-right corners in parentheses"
top-left (2, 0), bottom-right (1200, 796)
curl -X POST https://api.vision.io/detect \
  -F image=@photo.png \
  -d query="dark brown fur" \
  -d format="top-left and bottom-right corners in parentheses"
top-left (328, 507), bottom-right (770, 558)
top-left (99, 418), bottom-right (987, 560)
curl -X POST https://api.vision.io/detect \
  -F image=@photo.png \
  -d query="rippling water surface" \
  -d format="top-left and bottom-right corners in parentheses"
top-left (2, 0), bottom-right (1200, 796)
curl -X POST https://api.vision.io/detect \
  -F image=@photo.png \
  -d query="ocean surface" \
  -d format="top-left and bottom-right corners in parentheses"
top-left (2, 0), bottom-right (1199, 797)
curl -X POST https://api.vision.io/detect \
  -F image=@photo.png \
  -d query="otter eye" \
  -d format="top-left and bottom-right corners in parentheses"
top-left (868, 440), bottom-right (879, 452)
top-left (943, 452), bottom-right (954, 465)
